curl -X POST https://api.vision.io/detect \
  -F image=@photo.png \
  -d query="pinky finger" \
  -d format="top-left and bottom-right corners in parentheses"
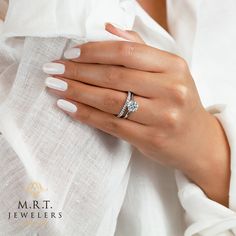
top-left (56, 99), bottom-right (148, 146)
top-left (105, 23), bottom-right (145, 44)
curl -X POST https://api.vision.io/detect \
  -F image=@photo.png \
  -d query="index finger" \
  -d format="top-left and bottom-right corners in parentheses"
top-left (63, 41), bottom-right (176, 72)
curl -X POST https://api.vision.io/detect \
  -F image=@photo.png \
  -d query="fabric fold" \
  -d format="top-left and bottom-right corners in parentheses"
top-left (0, 36), bottom-right (133, 235)
top-left (1, 0), bottom-right (136, 41)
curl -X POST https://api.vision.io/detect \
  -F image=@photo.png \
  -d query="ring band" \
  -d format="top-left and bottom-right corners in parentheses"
top-left (117, 91), bottom-right (139, 119)
top-left (117, 91), bottom-right (132, 118)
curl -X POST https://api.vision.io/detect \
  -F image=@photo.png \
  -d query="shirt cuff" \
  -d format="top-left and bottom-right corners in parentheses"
top-left (175, 104), bottom-right (236, 236)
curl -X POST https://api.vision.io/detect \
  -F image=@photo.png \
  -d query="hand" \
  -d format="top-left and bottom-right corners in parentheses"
top-left (43, 23), bottom-right (230, 206)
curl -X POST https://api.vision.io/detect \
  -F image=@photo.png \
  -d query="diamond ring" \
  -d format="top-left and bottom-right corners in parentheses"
top-left (117, 91), bottom-right (139, 119)
top-left (123, 92), bottom-right (139, 119)
top-left (117, 91), bottom-right (132, 118)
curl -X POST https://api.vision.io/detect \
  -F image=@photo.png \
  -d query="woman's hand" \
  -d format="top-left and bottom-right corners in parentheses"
top-left (43, 24), bottom-right (230, 206)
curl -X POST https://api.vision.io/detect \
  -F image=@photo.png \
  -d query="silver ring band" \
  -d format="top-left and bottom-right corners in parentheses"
top-left (117, 91), bottom-right (132, 118)
top-left (117, 91), bottom-right (139, 119)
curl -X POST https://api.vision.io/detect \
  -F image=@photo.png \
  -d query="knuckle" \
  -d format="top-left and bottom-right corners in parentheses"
top-left (104, 66), bottom-right (119, 86)
top-left (163, 110), bottom-right (181, 130)
top-left (71, 62), bottom-right (80, 78)
top-left (174, 56), bottom-right (188, 72)
top-left (169, 83), bottom-right (189, 106)
top-left (118, 42), bottom-right (136, 58)
top-left (69, 82), bottom-right (81, 99)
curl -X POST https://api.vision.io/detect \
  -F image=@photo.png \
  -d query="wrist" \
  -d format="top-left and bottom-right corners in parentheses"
top-left (180, 112), bottom-right (231, 206)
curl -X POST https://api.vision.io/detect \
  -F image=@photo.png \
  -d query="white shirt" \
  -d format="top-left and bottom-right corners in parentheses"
top-left (0, 0), bottom-right (236, 235)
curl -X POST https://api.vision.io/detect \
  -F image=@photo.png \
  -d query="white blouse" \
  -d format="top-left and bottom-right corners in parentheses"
top-left (0, 0), bottom-right (236, 235)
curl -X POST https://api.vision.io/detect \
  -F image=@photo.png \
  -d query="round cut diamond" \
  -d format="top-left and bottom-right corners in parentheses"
top-left (127, 100), bottom-right (139, 112)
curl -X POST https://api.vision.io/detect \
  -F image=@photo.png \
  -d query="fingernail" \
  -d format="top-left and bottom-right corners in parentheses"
top-left (57, 99), bottom-right (77, 113)
top-left (45, 77), bottom-right (68, 91)
top-left (43, 63), bottom-right (65, 75)
top-left (64, 48), bottom-right (81, 60)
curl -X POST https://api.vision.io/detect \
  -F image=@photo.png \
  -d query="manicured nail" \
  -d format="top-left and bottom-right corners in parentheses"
top-left (43, 63), bottom-right (65, 75)
top-left (45, 77), bottom-right (68, 91)
top-left (57, 99), bottom-right (77, 113)
top-left (64, 48), bottom-right (81, 59)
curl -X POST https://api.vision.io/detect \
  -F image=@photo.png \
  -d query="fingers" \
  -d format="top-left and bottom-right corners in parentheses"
top-left (45, 77), bottom-right (153, 125)
top-left (105, 23), bottom-right (145, 44)
top-left (50, 61), bottom-right (166, 98)
top-left (64, 41), bottom-right (176, 73)
top-left (56, 99), bottom-right (148, 147)
top-left (46, 75), bottom-right (185, 129)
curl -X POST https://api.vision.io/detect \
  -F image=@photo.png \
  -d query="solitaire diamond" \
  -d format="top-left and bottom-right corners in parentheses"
top-left (127, 100), bottom-right (139, 112)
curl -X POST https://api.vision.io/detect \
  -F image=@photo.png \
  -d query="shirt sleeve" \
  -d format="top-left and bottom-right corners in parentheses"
top-left (175, 104), bottom-right (236, 236)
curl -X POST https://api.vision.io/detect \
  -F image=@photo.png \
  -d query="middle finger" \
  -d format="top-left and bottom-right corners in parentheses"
top-left (43, 60), bottom-right (164, 98)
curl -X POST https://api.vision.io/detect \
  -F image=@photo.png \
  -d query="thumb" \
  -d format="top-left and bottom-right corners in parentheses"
top-left (105, 23), bottom-right (145, 44)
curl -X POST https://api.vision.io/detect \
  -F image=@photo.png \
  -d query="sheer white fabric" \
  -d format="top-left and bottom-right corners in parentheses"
top-left (0, 0), bottom-right (236, 235)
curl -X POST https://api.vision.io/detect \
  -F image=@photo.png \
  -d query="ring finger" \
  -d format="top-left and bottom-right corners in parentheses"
top-left (45, 76), bottom-right (153, 125)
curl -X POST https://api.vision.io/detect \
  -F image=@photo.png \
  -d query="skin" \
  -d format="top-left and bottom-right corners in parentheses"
top-left (45, 1), bottom-right (230, 206)
top-left (137, 0), bottom-right (168, 31)
top-left (0, 0), bottom-right (8, 20)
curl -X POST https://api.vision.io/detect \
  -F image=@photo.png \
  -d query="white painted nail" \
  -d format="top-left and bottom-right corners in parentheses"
top-left (43, 63), bottom-right (65, 75)
top-left (57, 99), bottom-right (77, 113)
top-left (45, 77), bottom-right (68, 91)
top-left (64, 48), bottom-right (81, 59)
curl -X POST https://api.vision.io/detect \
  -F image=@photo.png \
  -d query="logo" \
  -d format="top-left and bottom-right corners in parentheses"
top-left (26, 182), bottom-right (47, 198)
top-left (8, 181), bottom-right (63, 224)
